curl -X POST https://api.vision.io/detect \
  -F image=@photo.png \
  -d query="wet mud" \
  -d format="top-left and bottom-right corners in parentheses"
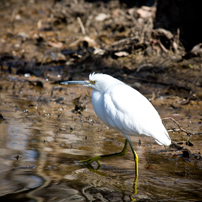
top-left (0, 0), bottom-right (202, 201)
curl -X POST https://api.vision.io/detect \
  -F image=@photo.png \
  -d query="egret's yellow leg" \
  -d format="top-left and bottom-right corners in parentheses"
top-left (127, 138), bottom-right (138, 200)
top-left (80, 139), bottom-right (128, 168)
top-left (127, 139), bottom-right (138, 180)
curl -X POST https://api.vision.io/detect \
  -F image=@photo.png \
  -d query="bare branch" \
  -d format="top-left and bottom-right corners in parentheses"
top-left (162, 117), bottom-right (198, 136)
top-left (77, 17), bottom-right (86, 35)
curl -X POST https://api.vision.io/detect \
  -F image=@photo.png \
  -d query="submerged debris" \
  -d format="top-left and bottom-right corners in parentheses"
top-left (186, 140), bottom-right (194, 147)
top-left (182, 149), bottom-right (192, 158)
top-left (72, 96), bottom-right (86, 114)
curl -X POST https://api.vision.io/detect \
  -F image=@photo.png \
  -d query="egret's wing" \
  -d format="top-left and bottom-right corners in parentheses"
top-left (103, 84), bottom-right (171, 145)
top-left (91, 90), bottom-right (111, 127)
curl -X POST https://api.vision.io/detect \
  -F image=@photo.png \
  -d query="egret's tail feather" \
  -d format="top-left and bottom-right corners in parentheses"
top-left (154, 129), bottom-right (171, 146)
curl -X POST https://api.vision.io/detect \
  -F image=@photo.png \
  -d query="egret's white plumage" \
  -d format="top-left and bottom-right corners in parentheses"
top-left (89, 73), bottom-right (171, 146)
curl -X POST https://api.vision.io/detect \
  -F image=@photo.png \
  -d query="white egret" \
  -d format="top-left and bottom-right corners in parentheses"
top-left (61, 73), bottom-right (171, 191)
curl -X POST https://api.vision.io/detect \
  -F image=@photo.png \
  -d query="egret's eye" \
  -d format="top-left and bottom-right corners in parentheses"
top-left (90, 80), bottom-right (96, 85)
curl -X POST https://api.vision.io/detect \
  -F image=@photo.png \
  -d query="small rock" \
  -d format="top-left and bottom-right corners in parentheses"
top-left (0, 114), bottom-right (5, 123)
top-left (95, 13), bottom-right (110, 21)
top-left (114, 51), bottom-right (129, 57)
top-left (146, 164), bottom-right (157, 170)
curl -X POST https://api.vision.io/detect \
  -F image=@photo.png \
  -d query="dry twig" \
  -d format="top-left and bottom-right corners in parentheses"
top-left (162, 117), bottom-right (198, 136)
top-left (77, 17), bottom-right (86, 35)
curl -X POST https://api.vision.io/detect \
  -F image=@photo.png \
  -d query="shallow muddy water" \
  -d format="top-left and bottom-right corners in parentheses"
top-left (0, 73), bottom-right (202, 202)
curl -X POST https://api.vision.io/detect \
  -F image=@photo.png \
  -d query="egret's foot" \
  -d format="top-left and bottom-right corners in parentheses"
top-left (130, 174), bottom-right (138, 201)
top-left (80, 155), bottom-right (102, 169)
top-left (80, 139), bottom-right (128, 169)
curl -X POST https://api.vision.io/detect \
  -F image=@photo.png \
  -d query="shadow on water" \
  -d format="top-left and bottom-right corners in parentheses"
top-left (0, 74), bottom-right (202, 202)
